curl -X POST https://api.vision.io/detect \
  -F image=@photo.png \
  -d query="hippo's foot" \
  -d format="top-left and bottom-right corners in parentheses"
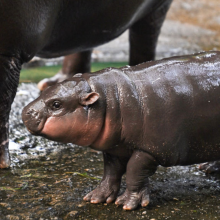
top-left (37, 71), bottom-right (71, 91)
top-left (114, 151), bottom-right (157, 210)
top-left (0, 158), bottom-right (10, 168)
top-left (199, 161), bottom-right (220, 174)
top-left (115, 188), bottom-right (150, 210)
top-left (0, 143), bottom-right (11, 168)
top-left (37, 51), bottom-right (92, 91)
top-left (83, 178), bottom-right (121, 204)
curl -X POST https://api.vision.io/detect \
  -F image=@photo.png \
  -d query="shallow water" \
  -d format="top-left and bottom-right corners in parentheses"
top-left (0, 83), bottom-right (219, 220)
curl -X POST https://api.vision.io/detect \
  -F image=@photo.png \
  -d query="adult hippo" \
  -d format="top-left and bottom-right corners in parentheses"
top-left (0, 0), bottom-right (173, 168)
top-left (22, 51), bottom-right (220, 210)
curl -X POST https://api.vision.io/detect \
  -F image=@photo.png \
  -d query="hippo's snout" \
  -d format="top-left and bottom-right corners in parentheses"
top-left (22, 99), bottom-right (47, 135)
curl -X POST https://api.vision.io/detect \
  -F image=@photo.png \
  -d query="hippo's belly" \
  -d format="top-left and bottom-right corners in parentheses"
top-left (37, 0), bottom-right (162, 58)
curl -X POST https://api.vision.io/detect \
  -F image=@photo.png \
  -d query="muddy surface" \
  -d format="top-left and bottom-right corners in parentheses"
top-left (1, 0), bottom-right (220, 219)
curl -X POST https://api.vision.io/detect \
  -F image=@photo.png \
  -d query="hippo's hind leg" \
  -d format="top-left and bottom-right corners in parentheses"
top-left (0, 55), bottom-right (21, 168)
top-left (83, 152), bottom-right (128, 204)
top-left (129, 0), bottom-right (172, 65)
top-left (115, 150), bottom-right (158, 210)
top-left (37, 49), bottom-right (92, 91)
top-left (199, 161), bottom-right (220, 174)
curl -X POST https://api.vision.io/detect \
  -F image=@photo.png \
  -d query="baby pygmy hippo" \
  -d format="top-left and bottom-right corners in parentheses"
top-left (22, 51), bottom-right (220, 210)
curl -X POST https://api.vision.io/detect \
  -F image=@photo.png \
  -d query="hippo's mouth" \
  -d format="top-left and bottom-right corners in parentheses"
top-left (26, 127), bottom-right (43, 135)
top-left (24, 120), bottom-right (46, 136)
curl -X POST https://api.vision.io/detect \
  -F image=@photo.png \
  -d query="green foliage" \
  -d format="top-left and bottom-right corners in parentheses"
top-left (20, 62), bottom-right (127, 83)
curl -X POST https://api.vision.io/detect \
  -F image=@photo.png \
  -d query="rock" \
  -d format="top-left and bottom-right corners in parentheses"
top-left (65, 211), bottom-right (79, 219)
top-left (6, 215), bottom-right (20, 220)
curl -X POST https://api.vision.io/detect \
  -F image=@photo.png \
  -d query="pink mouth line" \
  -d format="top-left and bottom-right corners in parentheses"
top-left (41, 116), bottom-right (56, 135)
top-left (26, 118), bottom-right (47, 135)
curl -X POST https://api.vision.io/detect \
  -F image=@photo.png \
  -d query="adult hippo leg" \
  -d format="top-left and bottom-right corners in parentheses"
top-left (129, 0), bottom-right (172, 65)
top-left (37, 50), bottom-right (92, 91)
top-left (199, 161), bottom-right (220, 174)
top-left (0, 55), bottom-right (21, 168)
top-left (83, 152), bottom-right (128, 204)
top-left (115, 150), bottom-right (158, 210)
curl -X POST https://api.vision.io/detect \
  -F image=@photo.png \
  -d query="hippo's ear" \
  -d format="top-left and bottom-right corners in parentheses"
top-left (80, 92), bottom-right (99, 106)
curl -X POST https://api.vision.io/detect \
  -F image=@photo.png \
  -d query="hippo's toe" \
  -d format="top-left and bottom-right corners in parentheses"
top-left (83, 178), bottom-right (120, 204)
top-left (0, 145), bottom-right (10, 168)
top-left (115, 188), bottom-right (150, 210)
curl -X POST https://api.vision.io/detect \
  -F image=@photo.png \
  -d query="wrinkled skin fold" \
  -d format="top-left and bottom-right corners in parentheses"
top-left (0, 55), bottom-right (21, 168)
top-left (22, 52), bottom-right (220, 210)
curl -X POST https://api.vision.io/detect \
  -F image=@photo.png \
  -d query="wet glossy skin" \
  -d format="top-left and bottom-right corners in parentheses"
top-left (0, 0), bottom-right (173, 168)
top-left (22, 51), bottom-right (220, 210)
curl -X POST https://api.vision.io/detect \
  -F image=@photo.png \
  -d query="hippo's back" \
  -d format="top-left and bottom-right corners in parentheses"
top-left (87, 51), bottom-right (220, 166)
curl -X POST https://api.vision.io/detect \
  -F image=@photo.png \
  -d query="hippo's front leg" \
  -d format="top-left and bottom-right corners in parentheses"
top-left (0, 55), bottom-right (21, 168)
top-left (83, 152), bottom-right (128, 204)
top-left (115, 150), bottom-right (158, 210)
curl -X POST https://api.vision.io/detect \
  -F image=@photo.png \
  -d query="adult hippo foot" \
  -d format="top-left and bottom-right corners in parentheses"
top-left (83, 178), bottom-right (121, 204)
top-left (0, 143), bottom-right (10, 168)
top-left (199, 161), bottom-right (220, 174)
top-left (115, 188), bottom-right (150, 211)
top-left (37, 71), bottom-right (71, 91)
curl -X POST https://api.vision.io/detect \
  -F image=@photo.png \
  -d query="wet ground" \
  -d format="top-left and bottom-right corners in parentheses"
top-left (1, 0), bottom-right (220, 219)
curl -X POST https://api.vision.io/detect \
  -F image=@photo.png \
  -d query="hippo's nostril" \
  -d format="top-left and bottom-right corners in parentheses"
top-left (26, 110), bottom-right (32, 115)
top-left (26, 109), bottom-right (34, 115)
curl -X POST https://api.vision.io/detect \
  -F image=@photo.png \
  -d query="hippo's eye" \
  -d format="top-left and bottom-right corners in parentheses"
top-left (52, 101), bottom-right (61, 110)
